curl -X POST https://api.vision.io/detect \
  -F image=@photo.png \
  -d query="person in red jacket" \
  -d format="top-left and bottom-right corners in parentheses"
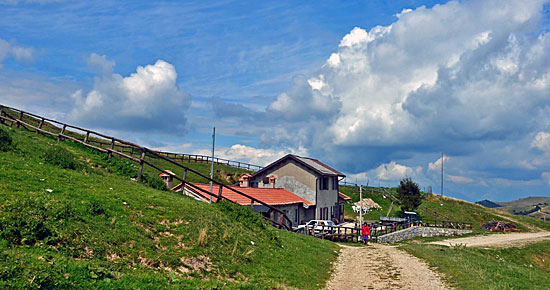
top-left (361, 223), bottom-right (370, 245)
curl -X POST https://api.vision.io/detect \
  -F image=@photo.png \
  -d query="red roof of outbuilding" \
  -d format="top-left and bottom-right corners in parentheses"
top-left (159, 170), bottom-right (176, 177)
top-left (338, 192), bottom-right (352, 201)
top-left (172, 183), bottom-right (313, 206)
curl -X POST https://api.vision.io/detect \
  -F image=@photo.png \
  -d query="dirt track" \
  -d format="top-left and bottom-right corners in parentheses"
top-left (326, 244), bottom-right (451, 290)
top-left (430, 231), bottom-right (550, 247)
top-left (326, 231), bottom-right (550, 289)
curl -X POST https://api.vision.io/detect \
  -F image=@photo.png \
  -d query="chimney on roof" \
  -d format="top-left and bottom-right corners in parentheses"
top-left (239, 173), bottom-right (251, 187)
top-left (159, 170), bottom-right (175, 189)
top-left (269, 175), bottom-right (277, 188)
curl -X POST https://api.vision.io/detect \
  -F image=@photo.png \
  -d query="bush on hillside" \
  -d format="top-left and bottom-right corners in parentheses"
top-left (145, 175), bottom-right (168, 191)
top-left (0, 196), bottom-right (57, 246)
top-left (397, 177), bottom-right (423, 211)
top-left (217, 200), bottom-right (267, 230)
top-left (0, 127), bottom-right (14, 152)
top-left (44, 146), bottom-right (81, 170)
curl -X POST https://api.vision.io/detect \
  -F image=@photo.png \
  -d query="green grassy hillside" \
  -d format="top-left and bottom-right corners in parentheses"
top-left (0, 126), bottom-right (338, 289)
top-left (340, 185), bottom-right (550, 233)
top-left (339, 185), bottom-right (402, 221)
top-left (402, 240), bottom-right (550, 289)
top-left (1, 107), bottom-right (252, 186)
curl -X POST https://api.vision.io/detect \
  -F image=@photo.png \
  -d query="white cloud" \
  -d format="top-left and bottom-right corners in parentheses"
top-left (0, 38), bottom-right (35, 63)
top-left (347, 172), bottom-right (368, 183)
top-left (86, 53), bottom-right (114, 76)
top-left (395, 8), bottom-right (413, 18)
top-left (447, 174), bottom-right (474, 184)
top-left (69, 54), bottom-right (190, 132)
top-left (339, 27), bottom-right (369, 48)
top-left (244, 0), bottom-right (550, 178)
top-left (531, 132), bottom-right (550, 153)
top-left (375, 161), bottom-right (422, 181)
top-left (428, 155), bottom-right (451, 171)
top-left (542, 172), bottom-right (550, 184)
top-left (194, 144), bottom-right (308, 167)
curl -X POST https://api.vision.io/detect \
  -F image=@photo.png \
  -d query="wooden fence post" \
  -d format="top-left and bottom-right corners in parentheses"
top-left (182, 168), bottom-right (187, 192)
top-left (58, 124), bottom-right (66, 141)
top-left (37, 118), bottom-right (45, 134)
top-left (84, 131), bottom-right (90, 143)
top-left (216, 185), bottom-right (223, 202)
top-left (108, 138), bottom-right (115, 158)
top-left (16, 111), bottom-right (23, 128)
top-left (137, 148), bottom-right (146, 181)
top-left (280, 214), bottom-right (284, 229)
top-left (0, 105), bottom-right (4, 125)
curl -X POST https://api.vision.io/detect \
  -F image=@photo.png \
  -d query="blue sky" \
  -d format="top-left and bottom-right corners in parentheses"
top-left (1, 0), bottom-right (549, 202)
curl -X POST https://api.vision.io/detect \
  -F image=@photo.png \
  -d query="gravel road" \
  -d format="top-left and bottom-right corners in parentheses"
top-left (430, 231), bottom-right (550, 247)
top-left (326, 244), bottom-right (451, 290)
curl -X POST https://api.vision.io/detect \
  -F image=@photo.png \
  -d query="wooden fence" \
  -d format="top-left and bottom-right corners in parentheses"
top-left (295, 225), bottom-right (362, 243)
top-left (0, 104), bottom-right (291, 231)
top-left (297, 218), bottom-right (473, 243)
top-left (71, 135), bottom-right (262, 171)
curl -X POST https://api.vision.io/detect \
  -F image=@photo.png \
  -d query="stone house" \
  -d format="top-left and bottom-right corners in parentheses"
top-left (246, 154), bottom-right (347, 223)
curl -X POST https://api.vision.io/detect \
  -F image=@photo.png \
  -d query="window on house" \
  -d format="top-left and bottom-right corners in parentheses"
top-left (262, 177), bottom-right (269, 184)
top-left (321, 177), bottom-right (329, 190)
top-left (294, 208), bottom-right (298, 223)
top-left (332, 178), bottom-right (338, 190)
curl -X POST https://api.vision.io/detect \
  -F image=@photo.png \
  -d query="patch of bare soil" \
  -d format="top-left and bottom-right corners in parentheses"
top-left (430, 231), bottom-right (550, 248)
top-left (326, 244), bottom-right (451, 290)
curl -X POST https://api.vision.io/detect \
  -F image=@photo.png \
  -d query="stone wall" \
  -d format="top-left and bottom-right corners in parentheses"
top-left (376, 226), bottom-right (472, 243)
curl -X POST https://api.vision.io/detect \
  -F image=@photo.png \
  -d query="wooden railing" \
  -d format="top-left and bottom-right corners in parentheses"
top-left (55, 133), bottom-right (263, 171)
top-left (296, 225), bottom-right (362, 243)
top-left (0, 104), bottom-right (291, 231)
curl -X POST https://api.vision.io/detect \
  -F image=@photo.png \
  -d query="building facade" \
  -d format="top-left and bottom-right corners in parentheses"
top-left (247, 154), bottom-right (346, 223)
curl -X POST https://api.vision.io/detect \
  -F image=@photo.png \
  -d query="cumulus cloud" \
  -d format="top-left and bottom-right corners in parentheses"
top-left (375, 161), bottom-right (422, 181)
top-left (542, 172), bottom-right (550, 184)
top-left (218, 0), bottom-right (549, 178)
top-left (428, 155), bottom-right (451, 171)
top-left (531, 132), bottom-right (550, 153)
top-left (447, 174), bottom-right (474, 184)
top-left (69, 54), bottom-right (190, 133)
top-left (0, 38), bottom-right (35, 63)
top-left (194, 144), bottom-right (308, 167)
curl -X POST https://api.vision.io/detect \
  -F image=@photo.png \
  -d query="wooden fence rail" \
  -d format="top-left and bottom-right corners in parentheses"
top-left (0, 104), bottom-right (291, 231)
top-left (81, 135), bottom-right (263, 171)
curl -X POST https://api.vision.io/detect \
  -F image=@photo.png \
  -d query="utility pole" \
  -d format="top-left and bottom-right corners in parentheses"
top-left (359, 185), bottom-right (363, 229)
top-left (209, 127), bottom-right (215, 203)
top-left (441, 152), bottom-right (444, 197)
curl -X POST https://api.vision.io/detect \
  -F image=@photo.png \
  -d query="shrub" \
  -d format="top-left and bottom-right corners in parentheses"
top-left (0, 212), bottom-right (54, 246)
top-left (145, 175), bottom-right (168, 191)
top-left (0, 127), bottom-right (14, 152)
top-left (44, 146), bottom-right (80, 170)
top-left (89, 200), bottom-right (106, 216)
top-left (216, 200), bottom-right (267, 230)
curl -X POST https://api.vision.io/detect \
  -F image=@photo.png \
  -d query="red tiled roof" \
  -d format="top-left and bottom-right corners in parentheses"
top-left (338, 191), bottom-right (352, 201)
top-left (172, 183), bottom-right (313, 206)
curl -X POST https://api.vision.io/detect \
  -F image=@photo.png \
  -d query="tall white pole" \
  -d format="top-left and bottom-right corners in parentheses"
top-left (209, 127), bottom-right (215, 203)
top-left (359, 185), bottom-right (363, 228)
top-left (441, 152), bottom-right (444, 197)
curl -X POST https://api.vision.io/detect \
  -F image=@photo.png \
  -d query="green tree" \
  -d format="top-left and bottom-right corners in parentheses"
top-left (397, 177), bottom-right (423, 211)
